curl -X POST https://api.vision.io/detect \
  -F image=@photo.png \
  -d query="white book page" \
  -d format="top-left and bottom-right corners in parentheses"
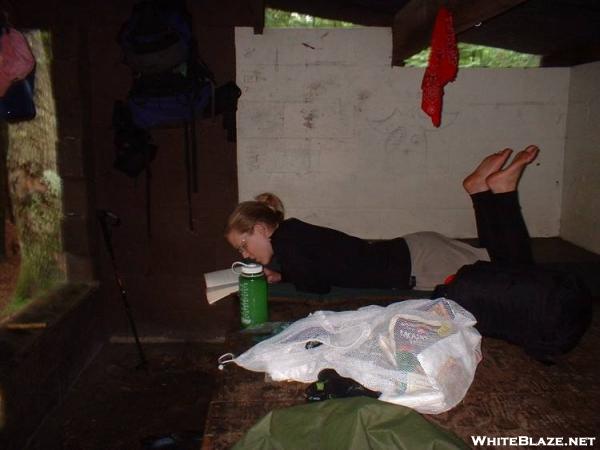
top-left (204, 268), bottom-right (239, 304)
top-left (204, 268), bottom-right (238, 288)
top-left (206, 284), bottom-right (238, 304)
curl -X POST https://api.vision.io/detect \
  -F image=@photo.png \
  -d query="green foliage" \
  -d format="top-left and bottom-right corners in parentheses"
top-left (266, 8), bottom-right (355, 28)
top-left (404, 43), bottom-right (540, 68)
top-left (265, 9), bottom-right (540, 68)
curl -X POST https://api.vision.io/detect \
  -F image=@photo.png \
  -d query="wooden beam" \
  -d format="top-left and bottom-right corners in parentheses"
top-left (6, 322), bottom-right (48, 331)
top-left (392, 0), bottom-right (528, 66)
top-left (253, 0), bottom-right (265, 34)
top-left (541, 44), bottom-right (600, 67)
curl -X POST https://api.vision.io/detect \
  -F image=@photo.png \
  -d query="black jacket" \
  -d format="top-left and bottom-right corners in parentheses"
top-left (270, 218), bottom-right (412, 294)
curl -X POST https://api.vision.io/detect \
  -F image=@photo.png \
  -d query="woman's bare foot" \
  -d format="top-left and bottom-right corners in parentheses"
top-left (463, 148), bottom-right (513, 194)
top-left (486, 145), bottom-right (539, 193)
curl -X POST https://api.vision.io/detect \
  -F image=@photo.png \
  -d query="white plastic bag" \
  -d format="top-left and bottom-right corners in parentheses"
top-left (219, 298), bottom-right (481, 414)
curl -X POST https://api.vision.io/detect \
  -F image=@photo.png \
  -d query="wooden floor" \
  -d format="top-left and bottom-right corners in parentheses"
top-left (529, 237), bottom-right (600, 263)
top-left (202, 308), bottom-right (600, 449)
top-left (24, 237), bottom-right (600, 450)
top-left (202, 237), bottom-right (600, 449)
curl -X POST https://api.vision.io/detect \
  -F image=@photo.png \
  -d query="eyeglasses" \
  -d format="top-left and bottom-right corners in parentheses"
top-left (236, 237), bottom-right (248, 255)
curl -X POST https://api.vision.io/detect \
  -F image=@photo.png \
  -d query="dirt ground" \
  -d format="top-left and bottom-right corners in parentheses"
top-left (0, 220), bottom-right (20, 315)
top-left (26, 342), bottom-right (223, 450)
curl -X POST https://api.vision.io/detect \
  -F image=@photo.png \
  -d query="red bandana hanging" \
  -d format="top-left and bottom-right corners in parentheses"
top-left (421, 7), bottom-right (458, 127)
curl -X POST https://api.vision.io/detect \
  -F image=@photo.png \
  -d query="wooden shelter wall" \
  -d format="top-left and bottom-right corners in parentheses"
top-left (4, 0), bottom-right (257, 337)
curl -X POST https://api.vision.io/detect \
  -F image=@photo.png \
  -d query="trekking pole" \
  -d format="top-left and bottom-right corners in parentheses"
top-left (97, 210), bottom-right (148, 370)
top-left (183, 123), bottom-right (194, 231)
top-left (145, 165), bottom-right (152, 240)
top-left (190, 102), bottom-right (198, 194)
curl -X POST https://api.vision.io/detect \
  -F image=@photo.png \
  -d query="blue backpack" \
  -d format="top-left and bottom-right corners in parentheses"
top-left (119, 0), bottom-right (215, 130)
top-left (117, 0), bottom-right (215, 233)
top-left (118, 0), bottom-right (192, 75)
top-left (116, 0), bottom-right (241, 234)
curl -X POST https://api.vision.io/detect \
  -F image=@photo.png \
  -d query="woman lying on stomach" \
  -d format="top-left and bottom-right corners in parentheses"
top-left (225, 145), bottom-right (539, 294)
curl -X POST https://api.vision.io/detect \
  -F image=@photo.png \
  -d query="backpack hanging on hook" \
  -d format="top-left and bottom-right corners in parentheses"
top-left (0, 26), bottom-right (36, 97)
top-left (0, 25), bottom-right (37, 122)
top-left (116, 0), bottom-right (242, 233)
top-left (118, 0), bottom-right (191, 75)
top-left (118, 0), bottom-right (216, 232)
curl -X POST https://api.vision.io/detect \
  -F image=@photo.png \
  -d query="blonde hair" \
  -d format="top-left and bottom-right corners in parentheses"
top-left (225, 192), bottom-right (285, 234)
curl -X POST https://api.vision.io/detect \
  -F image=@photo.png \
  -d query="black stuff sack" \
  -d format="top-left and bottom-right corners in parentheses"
top-left (0, 69), bottom-right (35, 122)
top-left (112, 100), bottom-right (157, 177)
top-left (204, 80), bottom-right (242, 142)
top-left (433, 261), bottom-right (592, 361)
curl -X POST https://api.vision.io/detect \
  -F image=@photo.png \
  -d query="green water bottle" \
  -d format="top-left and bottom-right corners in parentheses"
top-left (233, 262), bottom-right (268, 328)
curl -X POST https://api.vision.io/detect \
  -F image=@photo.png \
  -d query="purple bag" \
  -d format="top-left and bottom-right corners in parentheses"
top-left (127, 77), bottom-right (212, 129)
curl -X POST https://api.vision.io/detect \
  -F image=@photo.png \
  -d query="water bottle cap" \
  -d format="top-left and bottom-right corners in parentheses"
top-left (241, 263), bottom-right (263, 274)
top-left (232, 261), bottom-right (264, 275)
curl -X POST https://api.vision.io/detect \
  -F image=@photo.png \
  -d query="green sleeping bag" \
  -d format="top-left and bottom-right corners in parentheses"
top-left (232, 396), bottom-right (469, 450)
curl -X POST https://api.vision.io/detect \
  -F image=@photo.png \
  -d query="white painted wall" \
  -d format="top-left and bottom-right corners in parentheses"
top-left (561, 61), bottom-right (600, 254)
top-left (235, 27), bottom-right (569, 239)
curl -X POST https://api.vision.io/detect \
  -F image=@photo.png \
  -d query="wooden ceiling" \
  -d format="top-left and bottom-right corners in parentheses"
top-left (261, 0), bottom-right (600, 67)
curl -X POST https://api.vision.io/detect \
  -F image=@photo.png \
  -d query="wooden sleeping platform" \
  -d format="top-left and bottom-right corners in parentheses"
top-left (202, 238), bottom-right (600, 449)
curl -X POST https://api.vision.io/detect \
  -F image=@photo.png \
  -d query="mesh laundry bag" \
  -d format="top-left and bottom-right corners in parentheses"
top-left (219, 298), bottom-right (481, 414)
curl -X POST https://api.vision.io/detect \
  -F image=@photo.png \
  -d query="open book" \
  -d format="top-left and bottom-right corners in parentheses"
top-left (204, 268), bottom-right (239, 304)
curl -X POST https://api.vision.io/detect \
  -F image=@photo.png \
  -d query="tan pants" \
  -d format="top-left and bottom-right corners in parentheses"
top-left (403, 232), bottom-right (490, 291)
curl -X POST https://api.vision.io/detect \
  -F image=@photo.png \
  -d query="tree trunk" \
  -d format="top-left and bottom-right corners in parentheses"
top-left (0, 122), bottom-right (7, 261)
top-left (6, 30), bottom-right (64, 302)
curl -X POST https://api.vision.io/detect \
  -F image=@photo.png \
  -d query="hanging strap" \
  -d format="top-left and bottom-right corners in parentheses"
top-left (183, 122), bottom-right (193, 231)
top-left (218, 353), bottom-right (236, 370)
top-left (210, 79), bottom-right (216, 121)
top-left (145, 164), bottom-right (152, 239)
top-left (190, 97), bottom-right (198, 193)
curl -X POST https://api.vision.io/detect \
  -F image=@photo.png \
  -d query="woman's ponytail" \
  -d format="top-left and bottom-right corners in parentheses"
top-left (254, 192), bottom-right (284, 222)
top-left (225, 192), bottom-right (285, 234)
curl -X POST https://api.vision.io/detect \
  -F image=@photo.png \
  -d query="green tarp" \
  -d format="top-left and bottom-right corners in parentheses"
top-left (233, 397), bottom-right (469, 450)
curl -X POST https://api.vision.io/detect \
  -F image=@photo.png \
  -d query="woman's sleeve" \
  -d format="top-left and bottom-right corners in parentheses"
top-left (279, 247), bottom-right (331, 294)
